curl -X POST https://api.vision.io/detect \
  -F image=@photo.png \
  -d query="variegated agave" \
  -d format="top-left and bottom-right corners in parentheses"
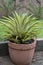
top-left (0, 12), bottom-right (39, 44)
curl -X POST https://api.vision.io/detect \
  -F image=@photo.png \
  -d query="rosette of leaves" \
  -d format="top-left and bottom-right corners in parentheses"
top-left (0, 12), bottom-right (40, 44)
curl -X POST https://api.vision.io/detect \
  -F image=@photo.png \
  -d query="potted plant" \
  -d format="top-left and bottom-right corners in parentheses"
top-left (0, 12), bottom-right (40, 65)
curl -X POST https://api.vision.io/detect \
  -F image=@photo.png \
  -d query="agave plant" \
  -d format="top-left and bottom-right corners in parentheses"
top-left (0, 12), bottom-right (40, 44)
top-left (17, 0), bottom-right (42, 19)
top-left (27, 0), bottom-right (41, 19)
top-left (0, 0), bottom-right (16, 17)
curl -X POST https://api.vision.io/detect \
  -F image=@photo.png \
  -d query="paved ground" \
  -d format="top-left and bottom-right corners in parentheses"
top-left (0, 51), bottom-right (43, 65)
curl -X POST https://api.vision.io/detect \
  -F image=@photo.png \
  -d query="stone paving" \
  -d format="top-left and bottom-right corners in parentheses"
top-left (0, 51), bottom-right (43, 65)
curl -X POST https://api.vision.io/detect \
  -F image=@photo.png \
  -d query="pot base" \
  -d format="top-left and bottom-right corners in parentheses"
top-left (13, 63), bottom-right (30, 65)
top-left (11, 60), bottom-right (31, 65)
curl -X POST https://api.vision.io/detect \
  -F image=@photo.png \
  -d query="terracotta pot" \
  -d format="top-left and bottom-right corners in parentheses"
top-left (8, 40), bottom-right (36, 65)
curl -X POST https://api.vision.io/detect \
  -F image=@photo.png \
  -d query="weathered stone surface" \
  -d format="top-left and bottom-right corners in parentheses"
top-left (0, 52), bottom-right (43, 65)
top-left (32, 52), bottom-right (43, 65)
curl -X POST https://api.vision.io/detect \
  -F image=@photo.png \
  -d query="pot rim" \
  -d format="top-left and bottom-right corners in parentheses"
top-left (8, 40), bottom-right (36, 51)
